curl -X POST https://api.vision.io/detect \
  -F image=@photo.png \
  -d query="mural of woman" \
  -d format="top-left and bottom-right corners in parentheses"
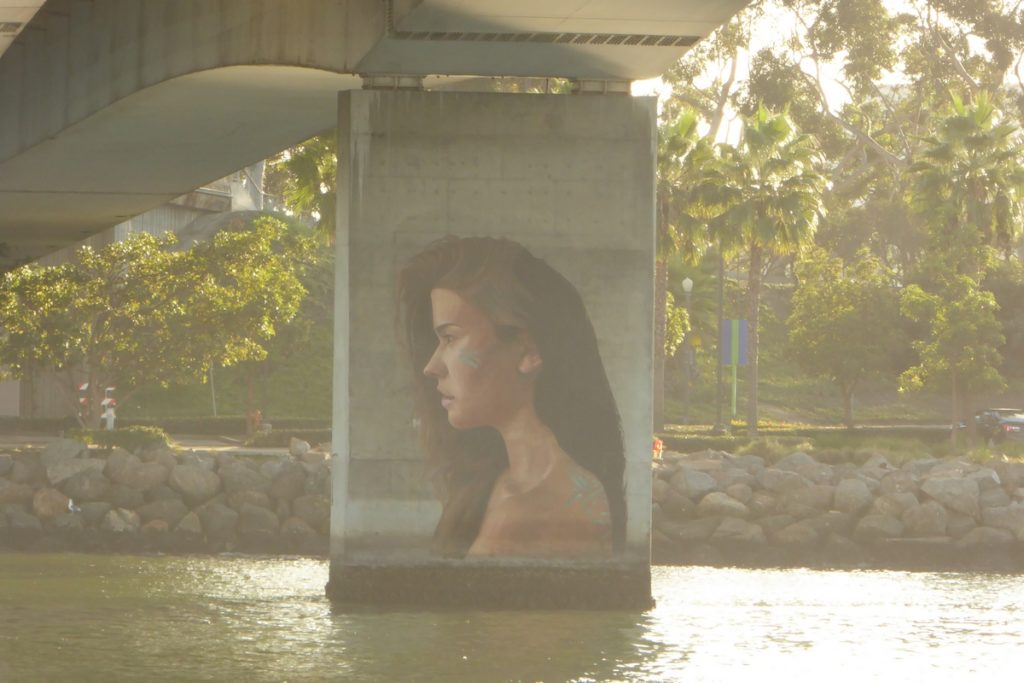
top-left (398, 236), bottom-right (626, 559)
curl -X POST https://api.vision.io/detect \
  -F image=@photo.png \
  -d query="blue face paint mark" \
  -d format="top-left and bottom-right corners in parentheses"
top-left (458, 349), bottom-right (482, 369)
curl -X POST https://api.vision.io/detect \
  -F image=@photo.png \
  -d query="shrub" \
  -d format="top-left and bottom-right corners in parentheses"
top-left (72, 425), bottom-right (170, 452)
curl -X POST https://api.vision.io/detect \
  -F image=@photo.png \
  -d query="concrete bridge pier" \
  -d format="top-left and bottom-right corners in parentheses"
top-left (326, 89), bottom-right (656, 608)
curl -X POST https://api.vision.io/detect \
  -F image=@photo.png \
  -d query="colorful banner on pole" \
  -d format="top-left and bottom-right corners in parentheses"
top-left (719, 319), bottom-right (748, 366)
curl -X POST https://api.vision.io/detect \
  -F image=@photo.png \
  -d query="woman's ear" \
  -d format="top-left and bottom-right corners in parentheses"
top-left (518, 334), bottom-right (543, 375)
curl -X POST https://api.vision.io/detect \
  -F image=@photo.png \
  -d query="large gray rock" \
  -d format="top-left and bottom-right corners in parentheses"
top-left (302, 463), bottom-right (331, 496)
top-left (652, 478), bottom-right (670, 505)
top-left (748, 490), bottom-right (782, 516)
top-left (219, 462), bottom-right (271, 495)
top-left (759, 468), bottom-right (810, 495)
top-left (238, 503), bottom-right (280, 535)
top-left (0, 453), bottom-right (13, 477)
top-left (946, 511), bottom-right (977, 539)
top-left (145, 484), bottom-right (182, 503)
top-left (289, 438), bottom-right (311, 458)
top-left (281, 516), bottom-right (317, 536)
top-left (697, 492), bottom-right (750, 519)
top-left (52, 512), bottom-right (85, 532)
top-left (0, 478), bottom-right (33, 505)
top-left (730, 454), bottom-right (766, 473)
top-left (669, 467), bottom-right (717, 501)
top-left (61, 470), bottom-right (112, 503)
top-left (270, 462), bottom-right (307, 501)
top-left (104, 449), bottom-right (141, 481)
top-left (39, 439), bottom-right (87, 468)
top-left (176, 511), bottom-right (203, 536)
top-left (292, 494), bottom-right (330, 534)
top-left (901, 501), bottom-right (947, 537)
top-left (113, 462), bottom-right (169, 492)
top-left (928, 459), bottom-right (975, 479)
top-left (711, 518), bottom-right (766, 543)
top-left (902, 458), bottom-right (941, 478)
top-left (758, 514), bottom-right (797, 533)
top-left (879, 471), bottom-right (919, 497)
top-left (871, 493), bottom-right (915, 518)
top-left (955, 526), bottom-right (1014, 548)
top-left (656, 516), bottom-right (721, 543)
top-left (227, 490), bottom-right (272, 513)
top-left (854, 513), bottom-right (904, 541)
top-left (47, 457), bottom-right (106, 486)
top-left (992, 461), bottom-right (1024, 491)
top-left (806, 510), bottom-right (855, 536)
top-left (980, 487), bottom-right (1012, 508)
top-left (660, 489), bottom-right (695, 519)
top-left (168, 464), bottom-right (221, 506)
top-left (79, 501), bottom-right (113, 526)
top-left (10, 456), bottom-right (45, 485)
top-left (106, 484), bottom-right (145, 510)
top-left (786, 484), bottom-right (835, 512)
top-left (860, 453), bottom-right (896, 480)
top-left (921, 477), bottom-right (980, 519)
top-left (775, 521), bottom-right (819, 545)
top-left (711, 467), bottom-right (756, 490)
top-left (101, 508), bottom-right (140, 533)
top-left (774, 451), bottom-right (818, 472)
top-left (981, 503), bottom-right (1024, 538)
top-left (966, 468), bottom-right (1001, 491)
top-left (136, 498), bottom-right (189, 527)
top-left (725, 483), bottom-right (753, 504)
top-left (834, 478), bottom-right (873, 514)
top-left (139, 446), bottom-right (177, 470)
top-left (197, 502), bottom-right (238, 541)
top-left (7, 506), bottom-right (42, 530)
top-left (32, 487), bottom-right (69, 520)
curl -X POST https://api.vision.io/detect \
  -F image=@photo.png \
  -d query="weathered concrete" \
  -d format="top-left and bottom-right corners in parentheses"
top-left (328, 90), bottom-right (655, 606)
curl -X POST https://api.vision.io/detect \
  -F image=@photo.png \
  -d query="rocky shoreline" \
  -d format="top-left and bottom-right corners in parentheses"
top-left (0, 438), bottom-right (329, 556)
top-left (4, 438), bottom-right (1024, 572)
top-left (652, 448), bottom-right (1024, 571)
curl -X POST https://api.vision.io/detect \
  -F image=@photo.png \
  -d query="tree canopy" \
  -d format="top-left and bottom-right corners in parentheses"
top-left (0, 217), bottom-right (313, 426)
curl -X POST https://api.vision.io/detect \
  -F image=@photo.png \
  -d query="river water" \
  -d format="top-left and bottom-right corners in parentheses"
top-left (0, 554), bottom-right (1020, 682)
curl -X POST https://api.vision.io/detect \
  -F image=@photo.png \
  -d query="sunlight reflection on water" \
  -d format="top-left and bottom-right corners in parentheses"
top-left (0, 555), bottom-right (1020, 681)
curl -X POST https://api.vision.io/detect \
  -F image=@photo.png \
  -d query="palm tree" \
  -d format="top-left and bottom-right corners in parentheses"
top-left (654, 111), bottom-right (727, 430)
top-left (713, 104), bottom-right (825, 435)
top-left (268, 132), bottom-right (337, 245)
top-left (909, 91), bottom-right (1024, 280)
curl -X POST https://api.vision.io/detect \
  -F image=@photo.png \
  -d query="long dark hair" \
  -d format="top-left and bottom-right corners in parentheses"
top-left (398, 236), bottom-right (626, 558)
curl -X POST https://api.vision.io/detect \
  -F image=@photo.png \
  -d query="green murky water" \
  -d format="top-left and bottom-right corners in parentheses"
top-left (0, 554), bottom-right (1020, 681)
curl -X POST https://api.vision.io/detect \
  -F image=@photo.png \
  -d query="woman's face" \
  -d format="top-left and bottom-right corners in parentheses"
top-left (423, 288), bottom-right (539, 431)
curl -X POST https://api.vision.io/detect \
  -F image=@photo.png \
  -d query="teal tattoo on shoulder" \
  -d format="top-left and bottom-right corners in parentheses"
top-left (566, 470), bottom-right (610, 523)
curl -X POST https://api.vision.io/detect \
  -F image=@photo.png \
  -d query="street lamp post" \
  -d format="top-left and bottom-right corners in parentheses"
top-left (681, 277), bottom-right (693, 425)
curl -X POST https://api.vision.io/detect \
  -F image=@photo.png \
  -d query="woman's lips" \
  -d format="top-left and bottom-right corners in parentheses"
top-left (440, 394), bottom-right (453, 410)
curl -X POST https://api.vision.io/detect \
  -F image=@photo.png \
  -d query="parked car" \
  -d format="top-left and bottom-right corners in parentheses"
top-left (973, 408), bottom-right (1024, 443)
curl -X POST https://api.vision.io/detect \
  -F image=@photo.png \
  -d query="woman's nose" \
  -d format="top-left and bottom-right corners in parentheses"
top-left (423, 347), bottom-right (445, 378)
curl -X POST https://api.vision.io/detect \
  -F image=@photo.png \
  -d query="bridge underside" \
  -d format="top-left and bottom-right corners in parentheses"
top-left (0, 0), bottom-right (746, 267)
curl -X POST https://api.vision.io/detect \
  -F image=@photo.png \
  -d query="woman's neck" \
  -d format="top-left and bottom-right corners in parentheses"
top-left (496, 407), bottom-right (563, 491)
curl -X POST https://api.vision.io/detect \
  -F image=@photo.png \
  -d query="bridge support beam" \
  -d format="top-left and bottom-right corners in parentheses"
top-left (326, 89), bottom-right (656, 608)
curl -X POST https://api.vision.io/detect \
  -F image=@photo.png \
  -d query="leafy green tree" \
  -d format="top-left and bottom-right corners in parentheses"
top-left (900, 273), bottom-right (1005, 442)
top-left (713, 105), bottom-right (825, 435)
top-left (788, 248), bottom-right (906, 427)
top-left (0, 218), bottom-right (311, 427)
